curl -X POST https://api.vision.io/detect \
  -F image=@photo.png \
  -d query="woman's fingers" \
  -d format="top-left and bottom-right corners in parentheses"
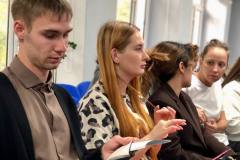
top-left (166, 119), bottom-right (186, 126)
top-left (163, 119), bottom-right (186, 135)
top-left (154, 106), bottom-right (176, 122)
top-left (166, 107), bottom-right (176, 118)
top-left (154, 119), bottom-right (186, 138)
top-left (154, 105), bottom-right (160, 112)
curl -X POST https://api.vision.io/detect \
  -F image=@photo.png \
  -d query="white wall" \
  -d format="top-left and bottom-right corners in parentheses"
top-left (200, 0), bottom-right (232, 50)
top-left (83, 0), bottom-right (117, 81)
top-left (56, 0), bottom-right (117, 85)
top-left (145, 0), bottom-right (193, 48)
top-left (56, 0), bottom-right (86, 85)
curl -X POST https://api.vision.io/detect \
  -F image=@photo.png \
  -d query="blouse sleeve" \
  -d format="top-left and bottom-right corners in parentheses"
top-left (77, 90), bottom-right (119, 150)
top-left (223, 82), bottom-right (240, 135)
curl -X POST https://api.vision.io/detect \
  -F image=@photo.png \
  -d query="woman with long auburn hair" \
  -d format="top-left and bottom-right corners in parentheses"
top-left (77, 21), bottom-right (186, 159)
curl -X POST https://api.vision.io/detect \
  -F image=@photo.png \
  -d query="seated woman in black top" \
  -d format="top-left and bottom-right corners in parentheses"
top-left (141, 41), bottom-right (235, 160)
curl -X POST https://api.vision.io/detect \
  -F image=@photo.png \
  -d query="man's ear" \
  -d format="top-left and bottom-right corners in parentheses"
top-left (110, 48), bottom-right (120, 64)
top-left (14, 20), bottom-right (26, 41)
top-left (179, 61), bottom-right (185, 73)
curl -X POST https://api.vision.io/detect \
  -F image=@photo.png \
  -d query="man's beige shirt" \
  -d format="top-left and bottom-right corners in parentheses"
top-left (3, 57), bottom-right (78, 160)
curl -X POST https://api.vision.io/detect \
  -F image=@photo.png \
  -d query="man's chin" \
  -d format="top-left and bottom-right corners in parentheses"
top-left (45, 64), bottom-right (59, 70)
top-left (184, 83), bottom-right (191, 88)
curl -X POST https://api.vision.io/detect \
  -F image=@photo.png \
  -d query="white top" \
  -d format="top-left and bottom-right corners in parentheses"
top-left (223, 80), bottom-right (240, 141)
top-left (183, 75), bottom-right (229, 145)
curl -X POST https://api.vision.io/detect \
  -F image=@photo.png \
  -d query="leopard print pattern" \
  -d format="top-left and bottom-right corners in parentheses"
top-left (77, 81), bottom-right (123, 150)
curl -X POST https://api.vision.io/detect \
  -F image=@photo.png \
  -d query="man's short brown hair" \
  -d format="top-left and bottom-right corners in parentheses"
top-left (11, 0), bottom-right (73, 28)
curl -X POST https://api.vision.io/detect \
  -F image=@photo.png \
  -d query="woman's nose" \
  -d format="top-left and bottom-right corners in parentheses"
top-left (212, 64), bottom-right (220, 72)
top-left (143, 50), bottom-right (150, 61)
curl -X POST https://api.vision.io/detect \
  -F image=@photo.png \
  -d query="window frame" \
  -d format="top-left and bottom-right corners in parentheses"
top-left (191, 0), bottom-right (204, 46)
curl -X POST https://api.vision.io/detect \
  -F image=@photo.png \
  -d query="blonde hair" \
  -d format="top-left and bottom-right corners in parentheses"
top-left (97, 21), bottom-right (157, 159)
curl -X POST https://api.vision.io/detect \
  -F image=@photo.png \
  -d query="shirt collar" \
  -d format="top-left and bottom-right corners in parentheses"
top-left (9, 56), bottom-right (53, 89)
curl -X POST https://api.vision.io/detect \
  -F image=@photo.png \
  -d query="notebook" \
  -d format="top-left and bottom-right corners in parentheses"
top-left (107, 139), bottom-right (171, 160)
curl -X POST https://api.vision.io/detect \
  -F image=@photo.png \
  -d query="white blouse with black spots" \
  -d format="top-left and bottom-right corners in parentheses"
top-left (77, 81), bottom-right (138, 150)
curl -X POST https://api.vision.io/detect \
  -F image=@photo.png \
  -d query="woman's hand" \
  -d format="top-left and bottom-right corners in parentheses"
top-left (205, 111), bottom-right (227, 133)
top-left (102, 135), bottom-right (138, 160)
top-left (205, 118), bottom-right (220, 133)
top-left (148, 118), bottom-right (186, 140)
top-left (154, 106), bottom-right (176, 124)
top-left (196, 107), bottom-right (207, 124)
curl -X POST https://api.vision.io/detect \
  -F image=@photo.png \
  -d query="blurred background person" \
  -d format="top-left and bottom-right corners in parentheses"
top-left (183, 39), bottom-right (229, 145)
top-left (222, 57), bottom-right (240, 153)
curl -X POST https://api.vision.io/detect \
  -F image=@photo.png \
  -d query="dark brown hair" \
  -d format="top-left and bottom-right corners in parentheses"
top-left (201, 39), bottom-right (229, 59)
top-left (141, 41), bottom-right (198, 97)
top-left (222, 57), bottom-right (240, 86)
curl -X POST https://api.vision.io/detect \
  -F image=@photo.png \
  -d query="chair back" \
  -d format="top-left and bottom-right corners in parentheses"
top-left (56, 83), bottom-right (80, 105)
top-left (77, 81), bottom-right (91, 100)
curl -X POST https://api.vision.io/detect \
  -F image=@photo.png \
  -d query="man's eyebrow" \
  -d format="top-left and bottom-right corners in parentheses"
top-left (41, 28), bottom-right (73, 34)
top-left (41, 30), bottom-right (59, 33)
top-left (136, 44), bottom-right (144, 47)
top-left (65, 28), bottom-right (73, 34)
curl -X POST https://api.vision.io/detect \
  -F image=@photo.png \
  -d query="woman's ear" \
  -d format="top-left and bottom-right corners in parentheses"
top-left (14, 20), bottom-right (26, 41)
top-left (110, 48), bottom-right (120, 64)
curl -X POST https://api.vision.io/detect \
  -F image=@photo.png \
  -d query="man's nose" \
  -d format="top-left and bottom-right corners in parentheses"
top-left (55, 38), bottom-right (68, 53)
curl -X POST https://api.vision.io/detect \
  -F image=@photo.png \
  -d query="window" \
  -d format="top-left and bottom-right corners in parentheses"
top-left (191, 0), bottom-right (204, 45)
top-left (116, 0), bottom-right (132, 22)
top-left (133, 0), bottom-right (146, 36)
top-left (116, 0), bottom-right (147, 36)
top-left (0, 0), bottom-right (9, 70)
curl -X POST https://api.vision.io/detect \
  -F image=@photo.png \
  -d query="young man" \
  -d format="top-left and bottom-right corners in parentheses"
top-left (0, 0), bottom-right (132, 159)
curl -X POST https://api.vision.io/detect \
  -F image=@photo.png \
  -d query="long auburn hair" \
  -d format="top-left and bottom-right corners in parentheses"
top-left (97, 21), bottom-right (157, 159)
